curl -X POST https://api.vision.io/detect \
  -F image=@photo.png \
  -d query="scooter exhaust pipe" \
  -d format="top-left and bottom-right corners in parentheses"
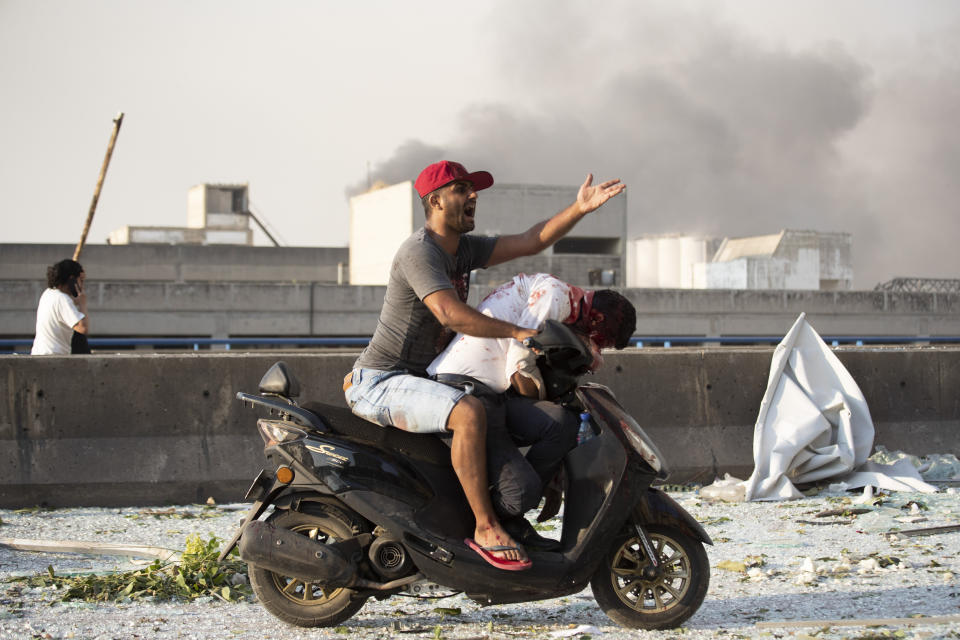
top-left (238, 521), bottom-right (358, 588)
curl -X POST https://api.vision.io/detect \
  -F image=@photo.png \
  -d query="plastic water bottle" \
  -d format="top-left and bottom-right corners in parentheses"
top-left (577, 412), bottom-right (594, 444)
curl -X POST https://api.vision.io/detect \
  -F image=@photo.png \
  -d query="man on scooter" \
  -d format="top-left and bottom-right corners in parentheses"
top-left (344, 161), bottom-right (625, 571)
top-left (428, 273), bottom-right (637, 552)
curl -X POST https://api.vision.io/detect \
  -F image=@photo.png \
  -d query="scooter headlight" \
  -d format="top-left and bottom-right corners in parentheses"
top-left (578, 384), bottom-right (669, 478)
top-left (257, 420), bottom-right (306, 447)
top-left (618, 419), bottom-right (664, 474)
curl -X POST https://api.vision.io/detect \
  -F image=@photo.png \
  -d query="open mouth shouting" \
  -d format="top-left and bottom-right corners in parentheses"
top-left (461, 203), bottom-right (477, 230)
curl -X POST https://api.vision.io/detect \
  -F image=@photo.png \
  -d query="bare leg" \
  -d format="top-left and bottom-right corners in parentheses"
top-left (447, 395), bottom-right (528, 563)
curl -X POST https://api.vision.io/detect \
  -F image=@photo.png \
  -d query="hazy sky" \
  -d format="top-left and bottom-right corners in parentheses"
top-left (2, 0), bottom-right (958, 288)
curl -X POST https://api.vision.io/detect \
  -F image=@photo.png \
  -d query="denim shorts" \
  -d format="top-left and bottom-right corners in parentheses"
top-left (344, 368), bottom-right (466, 434)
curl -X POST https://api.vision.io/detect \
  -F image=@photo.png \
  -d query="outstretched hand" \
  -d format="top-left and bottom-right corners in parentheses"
top-left (577, 174), bottom-right (625, 215)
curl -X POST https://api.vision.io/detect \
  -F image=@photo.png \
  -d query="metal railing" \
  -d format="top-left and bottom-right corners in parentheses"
top-left (628, 336), bottom-right (960, 348)
top-left (0, 337), bottom-right (370, 353)
top-left (4, 335), bottom-right (960, 354)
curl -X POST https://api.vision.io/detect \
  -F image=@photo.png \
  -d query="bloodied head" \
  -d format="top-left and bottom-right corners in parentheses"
top-left (575, 289), bottom-right (636, 350)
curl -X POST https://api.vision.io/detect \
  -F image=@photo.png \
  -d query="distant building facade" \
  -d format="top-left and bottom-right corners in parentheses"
top-left (348, 181), bottom-right (627, 288)
top-left (628, 230), bottom-right (853, 291)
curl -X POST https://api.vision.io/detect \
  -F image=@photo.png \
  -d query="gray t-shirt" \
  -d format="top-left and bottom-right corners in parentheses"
top-left (355, 228), bottom-right (497, 376)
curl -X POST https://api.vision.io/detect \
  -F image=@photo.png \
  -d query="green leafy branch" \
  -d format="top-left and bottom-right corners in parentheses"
top-left (15, 534), bottom-right (250, 603)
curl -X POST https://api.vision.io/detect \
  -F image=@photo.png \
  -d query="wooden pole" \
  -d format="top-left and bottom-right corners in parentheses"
top-left (74, 111), bottom-right (124, 261)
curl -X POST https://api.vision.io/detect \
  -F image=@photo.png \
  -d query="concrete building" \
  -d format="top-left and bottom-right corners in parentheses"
top-left (628, 230), bottom-right (853, 291)
top-left (0, 243), bottom-right (348, 285)
top-left (108, 183), bottom-right (254, 246)
top-left (348, 181), bottom-right (627, 287)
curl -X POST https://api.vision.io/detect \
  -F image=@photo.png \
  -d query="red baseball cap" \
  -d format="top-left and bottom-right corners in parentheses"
top-left (414, 160), bottom-right (494, 198)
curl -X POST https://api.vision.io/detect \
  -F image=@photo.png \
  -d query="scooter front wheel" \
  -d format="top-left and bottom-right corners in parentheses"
top-left (248, 502), bottom-right (369, 627)
top-left (591, 524), bottom-right (709, 630)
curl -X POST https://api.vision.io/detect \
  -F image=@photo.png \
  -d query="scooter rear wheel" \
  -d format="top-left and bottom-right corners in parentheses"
top-left (248, 502), bottom-right (369, 627)
top-left (591, 524), bottom-right (709, 630)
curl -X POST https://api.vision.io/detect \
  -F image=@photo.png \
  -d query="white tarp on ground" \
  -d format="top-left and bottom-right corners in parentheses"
top-left (743, 313), bottom-right (938, 501)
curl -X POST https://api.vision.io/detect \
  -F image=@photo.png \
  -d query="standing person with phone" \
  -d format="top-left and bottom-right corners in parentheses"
top-left (31, 259), bottom-right (90, 355)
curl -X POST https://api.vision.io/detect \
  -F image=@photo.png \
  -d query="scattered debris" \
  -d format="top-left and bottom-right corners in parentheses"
top-left (885, 524), bottom-right (960, 539)
top-left (654, 483), bottom-right (699, 493)
top-left (797, 504), bottom-right (872, 525)
top-left (133, 507), bottom-right (218, 520)
top-left (700, 474), bottom-right (746, 502)
top-left (901, 500), bottom-right (927, 513)
top-left (549, 624), bottom-right (600, 638)
top-left (814, 508), bottom-right (871, 518)
top-left (717, 560), bottom-right (748, 573)
top-left (796, 518), bottom-right (855, 526)
top-left (852, 485), bottom-right (884, 505)
top-left (744, 554), bottom-right (766, 567)
top-left (872, 446), bottom-right (960, 482)
top-left (755, 614), bottom-right (960, 629)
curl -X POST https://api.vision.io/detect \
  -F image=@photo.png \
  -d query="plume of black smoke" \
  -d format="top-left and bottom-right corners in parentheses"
top-left (348, 3), bottom-right (960, 287)
top-left (346, 139), bottom-right (447, 196)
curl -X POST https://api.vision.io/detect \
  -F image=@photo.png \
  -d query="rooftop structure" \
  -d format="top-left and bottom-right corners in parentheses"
top-left (108, 183), bottom-right (254, 246)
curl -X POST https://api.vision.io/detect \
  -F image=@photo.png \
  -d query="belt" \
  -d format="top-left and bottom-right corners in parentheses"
top-left (433, 373), bottom-right (497, 398)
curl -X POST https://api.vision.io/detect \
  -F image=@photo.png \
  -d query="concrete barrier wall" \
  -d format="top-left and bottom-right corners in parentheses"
top-left (2, 347), bottom-right (958, 508)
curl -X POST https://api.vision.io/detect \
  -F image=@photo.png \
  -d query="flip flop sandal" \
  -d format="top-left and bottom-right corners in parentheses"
top-left (464, 538), bottom-right (532, 571)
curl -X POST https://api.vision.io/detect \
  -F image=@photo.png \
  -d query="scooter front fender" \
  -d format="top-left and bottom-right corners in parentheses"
top-left (633, 488), bottom-right (713, 545)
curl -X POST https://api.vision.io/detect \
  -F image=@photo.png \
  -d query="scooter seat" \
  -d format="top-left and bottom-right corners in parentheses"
top-left (300, 401), bottom-right (453, 467)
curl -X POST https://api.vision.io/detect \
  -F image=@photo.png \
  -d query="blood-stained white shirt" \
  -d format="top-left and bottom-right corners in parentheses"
top-left (427, 273), bottom-right (588, 393)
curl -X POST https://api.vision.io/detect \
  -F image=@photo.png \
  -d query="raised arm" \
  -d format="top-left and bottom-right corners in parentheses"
top-left (485, 174), bottom-right (625, 267)
top-left (423, 289), bottom-right (537, 342)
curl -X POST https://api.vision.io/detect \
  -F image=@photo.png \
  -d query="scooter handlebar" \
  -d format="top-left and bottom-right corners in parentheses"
top-left (522, 336), bottom-right (543, 354)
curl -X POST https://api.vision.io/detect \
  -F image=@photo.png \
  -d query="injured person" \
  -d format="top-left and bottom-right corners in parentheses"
top-left (428, 273), bottom-right (636, 551)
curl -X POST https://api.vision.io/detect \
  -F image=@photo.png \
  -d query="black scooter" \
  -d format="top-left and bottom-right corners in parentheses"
top-left (220, 320), bottom-right (712, 630)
